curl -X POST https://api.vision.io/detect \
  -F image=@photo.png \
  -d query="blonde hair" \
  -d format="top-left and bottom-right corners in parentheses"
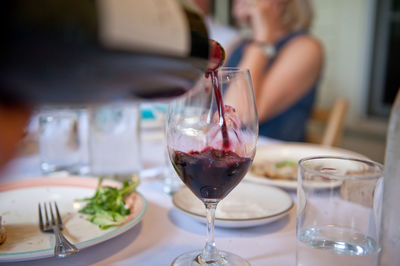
top-left (281, 0), bottom-right (313, 32)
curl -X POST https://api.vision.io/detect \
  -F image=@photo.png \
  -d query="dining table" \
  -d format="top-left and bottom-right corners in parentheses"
top-left (0, 129), bottom-right (297, 266)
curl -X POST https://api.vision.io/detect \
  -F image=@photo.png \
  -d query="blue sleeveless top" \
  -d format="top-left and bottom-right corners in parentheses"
top-left (225, 31), bottom-right (317, 142)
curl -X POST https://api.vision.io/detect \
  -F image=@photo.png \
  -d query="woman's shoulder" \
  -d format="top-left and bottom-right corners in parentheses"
top-left (286, 34), bottom-right (323, 56)
top-left (277, 33), bottom-right (323, 65)
top-left (274, 33), bottom-right (324, 74)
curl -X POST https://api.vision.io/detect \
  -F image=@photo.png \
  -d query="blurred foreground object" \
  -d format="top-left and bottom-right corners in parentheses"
top-left (379, 89), bottom-right (400, 265)
top-left (0, 0), bottom-right (222, 104)
top-left (0, 104), bottom-right (31, 168)
top-left (0, 216), bottom-right (7, 245)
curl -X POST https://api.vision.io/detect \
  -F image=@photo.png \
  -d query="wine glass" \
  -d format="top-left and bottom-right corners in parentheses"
top-left (166, 67), bottom-right (258, 265)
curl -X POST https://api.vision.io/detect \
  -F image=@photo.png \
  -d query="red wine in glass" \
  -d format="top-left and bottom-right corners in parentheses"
top-left (171, 147), bottom-right (252, 200)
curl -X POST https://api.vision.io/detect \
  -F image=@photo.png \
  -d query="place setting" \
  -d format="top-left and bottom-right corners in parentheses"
top-left (0, 177), bottom-right (146, 262)
top-left (172, 181), bottom-right (293, 229)
top-left (245, 142), bottom-right (368, 190)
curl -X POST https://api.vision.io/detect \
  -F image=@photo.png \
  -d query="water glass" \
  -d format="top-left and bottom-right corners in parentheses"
top-left (140, 103), bottom-right (182, 194)
top-left (88, 102), bottom-right (141, 182)
top-left (296, 156), bottom-right (383, 266)
top-left (39, 109), bottom-right (88, 175)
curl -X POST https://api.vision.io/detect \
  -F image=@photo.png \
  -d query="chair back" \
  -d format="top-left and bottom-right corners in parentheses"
top-left (307, 98), bottom-right (349, 146)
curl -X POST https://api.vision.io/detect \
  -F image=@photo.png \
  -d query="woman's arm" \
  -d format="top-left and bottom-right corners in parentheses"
top-left (238, 35), bottom-right (323, 123)
top-left (255, 36), bottom-right (323, 122)
top-left (237, 41), bottom-right (271, 99)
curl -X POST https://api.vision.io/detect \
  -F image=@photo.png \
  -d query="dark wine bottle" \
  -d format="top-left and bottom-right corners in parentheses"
top-left (0, 0), bottom-right (224, 105)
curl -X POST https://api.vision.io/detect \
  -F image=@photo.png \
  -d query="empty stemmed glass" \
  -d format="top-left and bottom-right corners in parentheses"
top-left (166, 67), bottom-right (258, 265)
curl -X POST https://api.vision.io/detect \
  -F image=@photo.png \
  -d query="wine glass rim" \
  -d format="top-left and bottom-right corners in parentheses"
top-left (217, 67), bottom-right (248, 73)
top-left (298, 155), bottom-right (383, 180)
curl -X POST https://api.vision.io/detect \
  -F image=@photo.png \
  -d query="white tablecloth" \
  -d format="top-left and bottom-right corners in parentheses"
top-left (0, 136), bottom-right (297, 266)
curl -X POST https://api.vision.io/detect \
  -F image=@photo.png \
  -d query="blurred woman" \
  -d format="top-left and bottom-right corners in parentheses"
top-left (226, 0), bottom-right (323, 141)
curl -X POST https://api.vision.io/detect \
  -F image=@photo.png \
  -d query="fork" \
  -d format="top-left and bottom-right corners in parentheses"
top-left (38, 202), bottom-right (79, 258)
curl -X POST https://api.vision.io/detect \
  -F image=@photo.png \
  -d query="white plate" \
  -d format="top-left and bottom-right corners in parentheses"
top-left (246, 143), bottom-right (367, 189)
top-left (0, 177), bottom-right (146, 262)
top-left (172, 182), bottom-right (293, 228)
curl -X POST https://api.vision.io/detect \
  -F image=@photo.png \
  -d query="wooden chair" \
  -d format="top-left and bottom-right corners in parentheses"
top-left (306, 98), bottom-right (349, 147)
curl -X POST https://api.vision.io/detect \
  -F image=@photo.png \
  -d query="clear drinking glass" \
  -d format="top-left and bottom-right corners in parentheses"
top-left (140, 102), bottom-right (182, 194)
top-left (166, 67), bottom-right (258, 265)
top-left (88, 102), bottom-right (141, 182)
top-left (297, 156), bottom-right (383, 266)
top-left (39, 109), bottom-right (88, 175)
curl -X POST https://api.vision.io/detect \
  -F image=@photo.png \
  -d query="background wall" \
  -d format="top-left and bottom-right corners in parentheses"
top-left (311, 0), bottom-right (376, 121)
top-left (311, 0), bottom-right (387, 162)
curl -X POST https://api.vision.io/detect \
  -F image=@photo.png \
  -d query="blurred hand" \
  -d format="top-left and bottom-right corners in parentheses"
top-left (0, 104), bottom-right (31, 170)
top-left (233, 0), bottom-right (251, 26)
top-left (233, 0), bottom-right (287, 43)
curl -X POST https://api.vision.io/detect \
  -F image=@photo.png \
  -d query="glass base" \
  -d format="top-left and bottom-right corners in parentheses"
top-left (40, 162), bottom-right (88, 176)
top-left (94, 172), bottom-right (140, 183)
top-left (163, 171), bottom-right (182, 195)
top-left (171, 250), bottom-right (249, 266)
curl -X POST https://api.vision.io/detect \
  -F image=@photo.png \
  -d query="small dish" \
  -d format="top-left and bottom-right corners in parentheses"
top-left (172, 182), bottom-right (293, 228)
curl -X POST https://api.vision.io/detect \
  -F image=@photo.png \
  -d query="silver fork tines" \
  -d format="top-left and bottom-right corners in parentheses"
top-left (38, 202), bottom-right (79, 258)
top-left (54, 202), bottom-right (63, 231)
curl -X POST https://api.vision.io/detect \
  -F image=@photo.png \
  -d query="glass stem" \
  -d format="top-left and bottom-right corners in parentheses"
top-left (201, 200), bottom-right (220, 263)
